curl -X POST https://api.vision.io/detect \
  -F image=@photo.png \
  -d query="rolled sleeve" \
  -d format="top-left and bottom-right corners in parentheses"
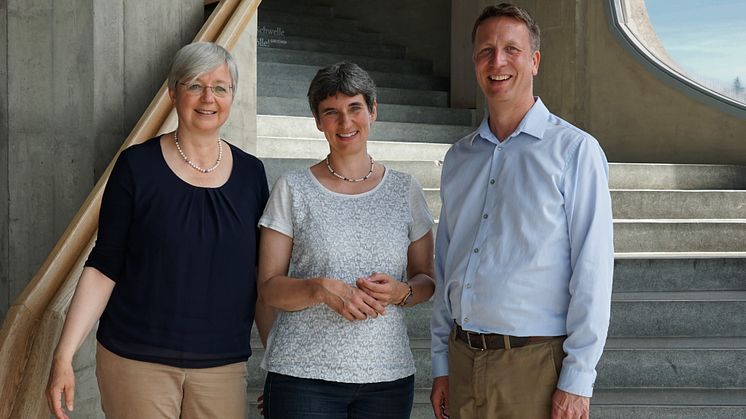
top-left (258, 174), bottom-right (294, 238)
top-left (85, 151), bottom-right (135, 282)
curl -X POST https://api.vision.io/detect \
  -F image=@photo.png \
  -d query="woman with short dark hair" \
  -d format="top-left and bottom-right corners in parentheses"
top-left (258, 61), bottom-right (435, 419)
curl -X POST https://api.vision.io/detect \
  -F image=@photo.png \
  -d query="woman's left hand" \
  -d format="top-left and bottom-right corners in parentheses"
top-left (356, 272), bottom-right (409, 306)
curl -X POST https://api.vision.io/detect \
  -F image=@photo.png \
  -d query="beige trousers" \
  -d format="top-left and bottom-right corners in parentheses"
top-left (448, 330), bottom-right (566, 419)
top-left (95, 343), bottom-right (248, 419)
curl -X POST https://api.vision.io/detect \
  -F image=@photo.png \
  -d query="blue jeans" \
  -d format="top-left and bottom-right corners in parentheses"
top-left (264, 372), bottom-right (414, 419)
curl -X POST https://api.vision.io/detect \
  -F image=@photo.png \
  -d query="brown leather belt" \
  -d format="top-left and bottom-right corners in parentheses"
top-left (455, 323), bottom-right (562, 351)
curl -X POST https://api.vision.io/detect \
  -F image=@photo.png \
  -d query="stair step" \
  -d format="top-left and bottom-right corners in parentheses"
top-left (257, 137), bottom-right (450, 162)
top-left (404, 190), bottom-right (746, 225)
top-left (597, 343), bottom-right (746, 389)
top-left (262, 158), bottom-right (444, 189)
top-left (591, 389), bottom-right (746, 419)
top-left (255, 33), bottom-right (405, 59)
top-left (609, 292), bottom-right (746, 337)
top-left (258, 3), bottom-right (334, 18)
top-left (613, 257), bottom-right (746, 292)
top-left (612, 190), bottom-right (746, 219)
top-left (403, 293), bottom-right (746, 340)
top-left (299, 341), bottom-right (746, 389)
top-left (259, 62), bottom-right (449, 90)
top-left (258, 96), bottom-right (474, 125)
top-left (425, 221), bottom-right (746, 253)
top-left (259, 47), bottom-right (430, 74)
top-left (258, 10), bottom-right (359, 30)
top-left (609, 163), bottom-right (746, 190)
top-left (257, 78), bottom-right (449, 107)
top-left (258, 21), bottom-right (382, 45)
top-left (613, 219), bottom-right (746, 252)
top-left (257, 115), bottom-right (471, 144)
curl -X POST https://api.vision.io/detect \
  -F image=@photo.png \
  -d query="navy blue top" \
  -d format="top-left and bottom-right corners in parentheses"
top-left (86, 136), bottom-right (269, 368)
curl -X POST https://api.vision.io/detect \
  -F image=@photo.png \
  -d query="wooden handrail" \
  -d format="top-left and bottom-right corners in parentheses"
top-left (0, 1), bottom-right (262, 417)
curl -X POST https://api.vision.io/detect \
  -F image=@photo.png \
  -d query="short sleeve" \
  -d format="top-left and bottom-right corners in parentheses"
top-left (85, 150), bottom-right (135, 282)
top-left (408, 175), bottom-right (434, 242)
top-left (258, 174), bottom-right (294, 238)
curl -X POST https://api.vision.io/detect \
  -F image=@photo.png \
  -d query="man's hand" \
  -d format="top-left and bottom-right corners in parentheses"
top-left (551, 389), bottom-right (589, 419)
top-left (430, 376), bottom-right (450, 419)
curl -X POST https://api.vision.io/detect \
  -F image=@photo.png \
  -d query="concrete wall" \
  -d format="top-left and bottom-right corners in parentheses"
top-left (450, 0), bottom-right (746, 164)
top-left (0, 0), bottom-right (203, 320)
top-left (1, 0), bottom-right (9, 326)
top-left (328, 0), bottom-right (451, 77)
top-left (221, 14), bottom-right (259, 154)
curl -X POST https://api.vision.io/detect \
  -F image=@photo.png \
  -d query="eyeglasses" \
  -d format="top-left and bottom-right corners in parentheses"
top-left (179, 82), bottom-right (233, 98)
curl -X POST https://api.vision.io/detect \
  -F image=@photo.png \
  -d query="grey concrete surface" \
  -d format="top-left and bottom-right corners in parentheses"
top-left (258, 78), bottom-right (449, 107)
top-left (0, 0), bottom-right (8, 321)
top-left (1, 0), bottom-right (204, 332)
top-left (258, 48), bottom-right (431, 74)
top-left (259, 96), bottom-right (475, 125)
top-left (613, 258), bottom-right (746, 292)
top-left (262, 158), bottom-right (444, 189)
top-left (221, 14), bottom-right (259, 154)
top-left (257, 115), bottom-right (471, 144)
top-left (259, 62), bottom-right (449, 90)
top-left (257, 137), bottom-right (451, 162)
top-left (613, 220), bottom-right (746, 252)
top-left (609, 163), bottom-right (746, 189)
top-left (258, 20), bottom-right (381, 44)
top-left (612, 190), bottom-right (746, 219)
top-left (326, 0), bottom-right (451, 77)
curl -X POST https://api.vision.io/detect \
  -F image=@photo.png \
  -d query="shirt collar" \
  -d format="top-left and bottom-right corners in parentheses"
top-left (472, 97), bottom-right (550, 145)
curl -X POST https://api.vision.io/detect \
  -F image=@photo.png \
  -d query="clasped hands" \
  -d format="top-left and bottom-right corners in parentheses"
top-left (321, 272), bottom-right (408, 321)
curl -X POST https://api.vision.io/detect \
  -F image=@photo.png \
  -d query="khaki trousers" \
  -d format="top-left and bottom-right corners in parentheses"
top-left (448, 330), bottom-right (566, 419)
top-left (96, 343), bottom-right (249, 419)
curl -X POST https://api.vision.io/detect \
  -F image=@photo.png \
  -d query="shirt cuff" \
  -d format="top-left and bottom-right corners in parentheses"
top-left (557, 365), bottom-right (596, 397)
top-left (432, 354), bottom-right (449, 378)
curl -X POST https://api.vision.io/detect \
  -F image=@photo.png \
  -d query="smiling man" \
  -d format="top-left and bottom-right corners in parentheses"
top-left (430, 3), bottom-right (614, 419)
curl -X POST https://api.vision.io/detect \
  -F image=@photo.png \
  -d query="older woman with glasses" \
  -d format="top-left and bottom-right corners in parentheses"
top-left (45, 42), bottom-right (270, 419)
top-left (257, 61), bottom-right (435, 419)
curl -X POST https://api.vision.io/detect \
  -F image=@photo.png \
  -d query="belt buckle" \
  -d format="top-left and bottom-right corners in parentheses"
top-left (466, 332), bottom-right (487, 351)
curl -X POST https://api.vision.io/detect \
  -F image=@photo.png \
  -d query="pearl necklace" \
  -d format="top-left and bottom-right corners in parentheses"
top-left (174, 131), bottom-right (223, 174)
top-left (325, 154), bottom-right (374, 182)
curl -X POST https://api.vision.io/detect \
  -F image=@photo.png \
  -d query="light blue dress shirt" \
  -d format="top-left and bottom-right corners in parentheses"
top-left (431, 98), bottom-right (614, 397)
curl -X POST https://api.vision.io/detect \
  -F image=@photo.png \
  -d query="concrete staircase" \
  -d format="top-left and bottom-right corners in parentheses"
top-left (249, 2), bottom-right (746, 418)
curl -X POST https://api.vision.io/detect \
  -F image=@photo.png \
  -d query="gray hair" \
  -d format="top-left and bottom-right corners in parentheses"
top-left (168, 42), bottom-right (239, 94)
top-left (472, 3), bottom-right (540, 53)
top-left (307, 62), bottom-right (376, 119)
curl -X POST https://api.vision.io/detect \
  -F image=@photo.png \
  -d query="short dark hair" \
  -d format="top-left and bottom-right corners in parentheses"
top-left (472, 3), bottom-right (540, 52)
top-left (307, 62), bottom-right (377, 119)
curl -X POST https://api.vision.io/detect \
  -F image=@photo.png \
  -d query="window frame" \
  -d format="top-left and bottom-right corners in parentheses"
top-left (606, 0), bottom-right (746, 119)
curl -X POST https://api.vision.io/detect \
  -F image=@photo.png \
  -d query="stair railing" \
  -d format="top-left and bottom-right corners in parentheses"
top-left (0, 1), bottom-right (261, 417)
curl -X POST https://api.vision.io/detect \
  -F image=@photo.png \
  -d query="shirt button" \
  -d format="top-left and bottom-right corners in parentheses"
top-left (466, 283), bottom-right (472, 289)
top-left (490, 179), bottom-right (495, 185)
top-left (473, 248), bottom-right (479, 253)
top-left (483, 214), bottom-right (488, 219)
top-left (497, 146), bottom-right (503, 151)
top-left (464, 317), bottom-right (470, 323)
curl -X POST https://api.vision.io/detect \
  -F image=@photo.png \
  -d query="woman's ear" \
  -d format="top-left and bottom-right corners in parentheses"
top-left (370, 99), bottom-right (377, 122)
